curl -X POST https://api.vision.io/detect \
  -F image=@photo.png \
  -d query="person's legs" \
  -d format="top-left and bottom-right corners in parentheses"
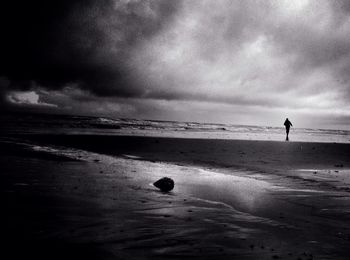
top-left (286, 127), bottom-right (290, 141)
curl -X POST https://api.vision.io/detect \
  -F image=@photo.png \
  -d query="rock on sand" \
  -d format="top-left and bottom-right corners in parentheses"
top-left (153, 177), bottom-right (174, 192)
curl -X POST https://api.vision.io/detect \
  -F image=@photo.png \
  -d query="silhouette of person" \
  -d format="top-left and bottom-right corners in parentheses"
top-left (284, 118), bottom-right (293, 141)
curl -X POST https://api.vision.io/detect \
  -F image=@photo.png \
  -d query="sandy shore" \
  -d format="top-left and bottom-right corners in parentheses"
top-left (1, 134), bottom-right (350, 259)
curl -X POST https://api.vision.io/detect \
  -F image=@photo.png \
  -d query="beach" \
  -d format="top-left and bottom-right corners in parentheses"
top-left (2, 0), bottom-right (350, 259)
top-left (1, 130), bottom-right (350, 260)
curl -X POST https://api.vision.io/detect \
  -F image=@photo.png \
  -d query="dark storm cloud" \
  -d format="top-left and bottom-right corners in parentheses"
top-left (1, 0), bottom-right (349, 128)
top-left (0, 0), bottom-right (181, 98)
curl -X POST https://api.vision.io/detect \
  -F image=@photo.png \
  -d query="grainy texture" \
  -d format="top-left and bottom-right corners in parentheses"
top-left (1, 134), bottom-right (350, 259)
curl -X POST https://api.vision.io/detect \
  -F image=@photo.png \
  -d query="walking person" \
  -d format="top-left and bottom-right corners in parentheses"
top-left (284, 118), bottom-right (293, 141)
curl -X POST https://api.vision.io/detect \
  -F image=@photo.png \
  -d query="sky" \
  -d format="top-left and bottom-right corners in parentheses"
top-left (1, 0), bottom-right (350, 129)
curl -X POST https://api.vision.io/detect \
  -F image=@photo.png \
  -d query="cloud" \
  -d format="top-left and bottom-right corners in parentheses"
top-left (131, 0), bottom-right (350, 108)
top-left (0, 0), bottom-right (349, 128)
top-left (0, 0), bottom-right (181, 96)
top-left (7, 90), bottom-right (57, 108)
top-left (33, 86), bottom-right (138, 116)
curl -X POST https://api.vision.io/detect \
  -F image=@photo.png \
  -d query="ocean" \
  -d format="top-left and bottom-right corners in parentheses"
top-left (1, 112), bottom-right (349, 143)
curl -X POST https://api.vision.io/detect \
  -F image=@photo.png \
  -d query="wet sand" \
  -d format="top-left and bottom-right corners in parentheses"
top-left (1, 134), bottom-right (350, 259)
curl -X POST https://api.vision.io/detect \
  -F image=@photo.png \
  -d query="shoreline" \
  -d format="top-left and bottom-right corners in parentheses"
top-left (2, 112), bottom-right (349, 144)
top-left (3, 129), bottom-right (350, 144)
top-left (13, 134), bottom-right (349, 173)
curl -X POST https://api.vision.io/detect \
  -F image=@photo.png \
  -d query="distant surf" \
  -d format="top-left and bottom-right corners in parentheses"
top-left (1, 113), bottom-right (349, 143)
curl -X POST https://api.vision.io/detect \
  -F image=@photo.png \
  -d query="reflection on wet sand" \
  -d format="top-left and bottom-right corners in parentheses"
top-left (2, 135), bottom-right (350, 259)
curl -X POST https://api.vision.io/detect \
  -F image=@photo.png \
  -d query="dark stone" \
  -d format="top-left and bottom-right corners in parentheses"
top-left (153, 177), bottom-right (174, 192)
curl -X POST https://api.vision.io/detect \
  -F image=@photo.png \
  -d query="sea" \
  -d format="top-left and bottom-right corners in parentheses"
top-left (1, 112), bottom-right (349, 144)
